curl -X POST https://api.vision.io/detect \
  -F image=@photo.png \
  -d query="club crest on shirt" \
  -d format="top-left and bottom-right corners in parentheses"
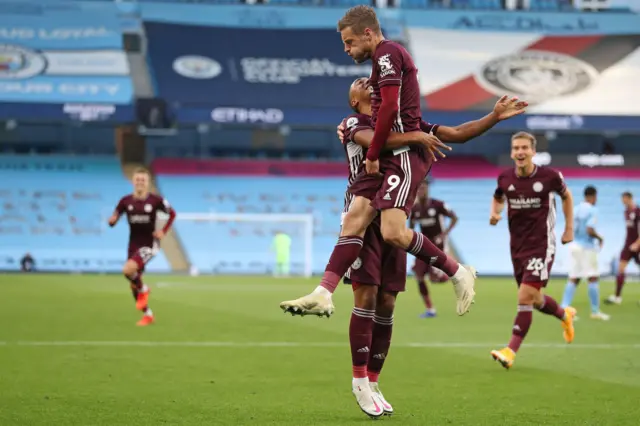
top-left (144, 204), bottom-right (152, 212)
top-left (378, 54), bottom-right (395, 77)
top-left (351, 257), bottom-right (362, 270)
top-left (533, 182), bottom-right (544, 192)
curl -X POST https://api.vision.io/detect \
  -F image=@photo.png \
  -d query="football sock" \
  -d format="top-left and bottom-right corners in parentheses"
top-left (129, 284), bottom-right (138, 301)
top-left (144, 308), bottom-right (153, 317)
top-left (588, 281), bottom-right (600, 314)
top-left (537, 295), bottom-right (566, 320)
top-left (318, 236), bottom-right (364, 294)
top-left (561, 281), bottom-right (577, 308)
top-left (407, 231), bottom-right (458, 277)
top-left (615, 273), bottom-right (625, 297)
top-left (350, 307), bottom-right (375, 379)
top-left (417, 279), bottom-right (433, 309)
top-left (367, 314), bottom-right (393, 382)
top-left (508, 305), bottom-right (533, 353)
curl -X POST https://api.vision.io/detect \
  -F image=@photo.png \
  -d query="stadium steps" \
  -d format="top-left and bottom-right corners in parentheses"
top-left (122, 162), bottom-right (190, 273)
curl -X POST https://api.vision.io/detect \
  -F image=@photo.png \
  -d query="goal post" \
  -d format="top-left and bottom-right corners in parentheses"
top-left (168, 212), bottom-right (314, 277)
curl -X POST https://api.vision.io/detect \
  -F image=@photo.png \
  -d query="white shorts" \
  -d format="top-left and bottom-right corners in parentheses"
top-left (568, 243), bottom-right (599, 279)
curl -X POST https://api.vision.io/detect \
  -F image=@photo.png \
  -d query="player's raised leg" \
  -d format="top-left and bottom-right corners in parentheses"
top-left (368, 290), bottom-right (396, 415)
top-left (350, 282), bottom-right (384, 418)
top-left (279, 196), bottom-right (376, 317)
top-left (492, 282), bottom-right (574, 370)
top-left (380, 207), bottom-right (476, 316)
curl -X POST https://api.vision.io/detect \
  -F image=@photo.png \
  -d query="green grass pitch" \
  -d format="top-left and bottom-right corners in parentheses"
top-left (0, 273), bottom-right (639, 425)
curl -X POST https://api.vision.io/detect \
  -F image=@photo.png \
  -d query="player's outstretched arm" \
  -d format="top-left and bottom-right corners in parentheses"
top-left (428, 96), bottom-right (528, 144)
top-left (560, 188), bottom-right (574, 244)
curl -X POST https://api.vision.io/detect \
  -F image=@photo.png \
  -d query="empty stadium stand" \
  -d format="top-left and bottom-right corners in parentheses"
top-left (155, 170), bottom-right (640, 276)
top-left (0, 156), bottom-right (171, 273)
top-left (2, 155), bottom-right (637, 277)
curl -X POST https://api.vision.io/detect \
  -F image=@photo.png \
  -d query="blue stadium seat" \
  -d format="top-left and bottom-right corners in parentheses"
top-left (0, 156), bottom-right (171, 273)
top-left (156, 174), bottom-right (640, 276)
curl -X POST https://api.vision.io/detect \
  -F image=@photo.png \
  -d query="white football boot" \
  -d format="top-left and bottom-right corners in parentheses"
top-left (604, 295), bottom-right (622, 305)
top-left (279, 290), bottom-right (334, 317)
top-left (352, 379), bottom-right (384, 419)
top-left (369, 382), bottom-right (393, 415)
top-left (590, 311), bottom-right (611, 321)
top-left (451, 265), bottom-right (477, 316)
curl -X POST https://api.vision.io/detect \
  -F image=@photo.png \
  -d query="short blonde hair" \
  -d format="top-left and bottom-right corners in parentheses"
top-left (511, 131), bottom-right (537, 150)
top-left (133, 167), bottom-right (150, 176)
top-left (337, 5), bottom-right (381, 35)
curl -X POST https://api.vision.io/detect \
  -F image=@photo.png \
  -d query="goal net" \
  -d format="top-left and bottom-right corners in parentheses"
top-left (172, 212), bottom-right (314, 277)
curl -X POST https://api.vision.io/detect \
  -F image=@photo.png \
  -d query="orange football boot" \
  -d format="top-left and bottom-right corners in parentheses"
top-left (562, 307), bottom-right (577, 343)
top-left (136, 315), bottom-right (154, 326)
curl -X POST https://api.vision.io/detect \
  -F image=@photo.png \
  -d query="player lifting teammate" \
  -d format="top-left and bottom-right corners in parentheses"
top-left (280, 6), bottom-right (527, 318)
top-left (410, 181), bottom-right (458, 318)
top-left (108, 168), bottom-right (176, 326)
top-left (336, 77), bottom-right (525, 418)
top-left (604, 191), bottom-right (640, 305)
top-left (340, 77), bottom-right (439, 418)
top-left (489, 132), bottom-right (576, 370)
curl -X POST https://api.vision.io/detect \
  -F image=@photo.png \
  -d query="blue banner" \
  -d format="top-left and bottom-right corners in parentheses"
top-left (145, 22), bottom-right (370, 109)
top-left (0, 102), bottom-right (134, 122)
top-left (140, 4), bottom-right (640, 35)
top-left (175, 105), bottom-right (640, 131)
top-left (0, 5), bottom-right (133, 105)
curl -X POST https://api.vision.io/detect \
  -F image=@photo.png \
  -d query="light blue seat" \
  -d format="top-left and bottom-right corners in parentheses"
top-left (0, 155), bottom-right (171, 272)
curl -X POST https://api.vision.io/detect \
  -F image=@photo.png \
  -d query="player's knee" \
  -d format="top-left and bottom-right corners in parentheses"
top-left (517, 284), bottom-right (539, 305)
top-left (353, 283), bottom-right (378, 310)
top-left (376, 291), bottom-right (397, 317)
top-left (342, 198), bottom-right (375, 237)
top-left (380, 224), bottom-right (405, 248)
top-left (123, 260), bottom-right (137, 277)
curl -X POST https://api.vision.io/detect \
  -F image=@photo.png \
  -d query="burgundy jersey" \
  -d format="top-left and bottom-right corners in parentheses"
top-left (494, 166), bottom-right (567, 257)
top-left (340, 113), bottom-right (373, 214)
top-left (410, 198), bottom-right (454, 240)
top-left (116, 193), bottom-right (172, 250)
top-left (370, 40), bottom-right (422, 136)
top-left (624, 206), bottom-right (640, 247)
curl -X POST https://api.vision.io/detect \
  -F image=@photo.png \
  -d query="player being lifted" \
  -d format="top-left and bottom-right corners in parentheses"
top-left (560, 186), bottom-right (609, 320)
top-left (489, 132), bottom-right (576, 370)
top-left (409, 181), bottom-right (458, 318)
top-left (280, 6), bottom-right (527, 318)
top-left (604, 191), bottom-right (640, 305)
top-left (337, 77), bottom-right (525, 418)
top-left (108, 168), bottom-right (176, 326)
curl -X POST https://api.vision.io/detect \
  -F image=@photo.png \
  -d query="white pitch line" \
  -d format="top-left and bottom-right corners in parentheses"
top-left (3, 341), bottom-right (639, 349)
